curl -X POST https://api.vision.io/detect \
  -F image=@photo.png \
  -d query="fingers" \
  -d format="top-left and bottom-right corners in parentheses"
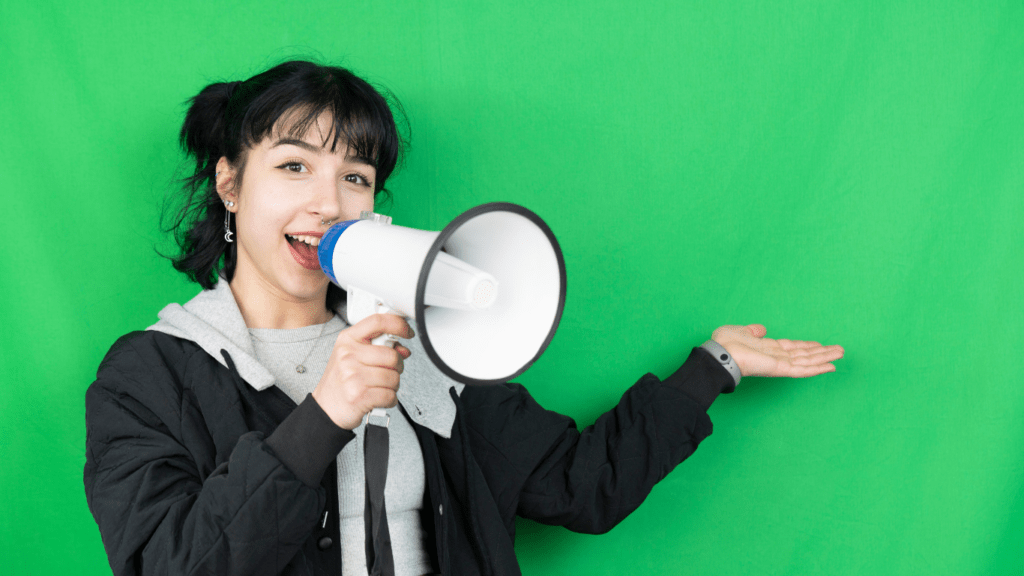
top-left (336, 315), bottom-right (414, 371)
top-left (774, 352), bottom-right (839, 376)
top-left (360, 365), bottom-right (401, 392)
top-left (353, 366), bottom-right (402, 409)
top-left (348, 313), bottom-right (415, 344)
top-left (784, 347), bottom-right (843, 360)
top-left (364, 386), bottom-right (401, 409)
top-left (357, 342), bottom-right (407, 374)
top-left (776, 339), bottom-right (844, 356)
top-left (787, 362), bottom-right (837, 377)
top-left (776, 338), bottom-right (821, 350)
top-left (737, 327), bottom-right (842, 356)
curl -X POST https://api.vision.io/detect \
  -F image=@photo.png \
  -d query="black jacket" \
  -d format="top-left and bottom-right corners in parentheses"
top-left (84, 330), bottom-right (734, 576)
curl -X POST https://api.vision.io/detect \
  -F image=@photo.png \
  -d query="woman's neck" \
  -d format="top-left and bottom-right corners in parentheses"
top-left (227, 274), bottom-right (334, 330)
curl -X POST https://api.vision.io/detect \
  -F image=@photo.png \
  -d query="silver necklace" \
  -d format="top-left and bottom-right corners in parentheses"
top-left (249, 316), bottom-right (332, 374)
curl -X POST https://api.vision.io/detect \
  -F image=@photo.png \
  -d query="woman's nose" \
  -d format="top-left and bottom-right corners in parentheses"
top-left (310, 177), bottom-right (342, 224)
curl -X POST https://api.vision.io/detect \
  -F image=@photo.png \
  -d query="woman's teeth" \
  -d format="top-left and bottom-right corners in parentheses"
top-left (287, 234), bottom-right (320, 247)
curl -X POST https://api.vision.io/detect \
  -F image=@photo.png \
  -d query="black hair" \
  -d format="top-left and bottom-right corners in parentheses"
top-left (160, 60), bottom-right (408, 309)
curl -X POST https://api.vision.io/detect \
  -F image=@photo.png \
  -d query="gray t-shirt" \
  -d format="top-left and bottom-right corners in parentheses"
top-left (248, 315), bottom-right (432, 576)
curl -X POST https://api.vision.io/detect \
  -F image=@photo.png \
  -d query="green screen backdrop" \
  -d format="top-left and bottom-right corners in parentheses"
top-left (1, 1), bottom-right (1021, 574)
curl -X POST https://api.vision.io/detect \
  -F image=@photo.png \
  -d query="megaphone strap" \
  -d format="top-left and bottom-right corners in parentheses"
top-left (364, 420), bottom-right (395, 576)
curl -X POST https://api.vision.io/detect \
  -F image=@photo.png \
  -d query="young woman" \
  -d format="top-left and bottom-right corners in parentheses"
top-left (83, 60), bottom-right (844, 576)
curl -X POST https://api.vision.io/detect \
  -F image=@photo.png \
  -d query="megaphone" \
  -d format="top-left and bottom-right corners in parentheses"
top-left (317, 202), bottom-right (566, 386)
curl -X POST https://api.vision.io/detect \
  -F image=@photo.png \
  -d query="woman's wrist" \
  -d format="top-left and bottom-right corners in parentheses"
top-left (265, 394), bottom-right (355, 486)
top-left (700, 339), bottom-right (741, 389)
top-left (311, 387), bottom-right (363, 430)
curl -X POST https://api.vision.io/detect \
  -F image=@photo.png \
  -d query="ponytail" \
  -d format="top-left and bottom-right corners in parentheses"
top-left (159, 80), bottom-right (242, 290)
top-left (180, 81), bottom-right (240, 183)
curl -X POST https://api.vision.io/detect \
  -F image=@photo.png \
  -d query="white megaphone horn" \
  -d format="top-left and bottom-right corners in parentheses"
top-left (317, 202), bottom-right (566, 386)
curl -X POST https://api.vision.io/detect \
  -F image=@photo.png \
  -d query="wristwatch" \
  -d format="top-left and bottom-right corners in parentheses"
top-left (700, 339), bottom-right (741, 391)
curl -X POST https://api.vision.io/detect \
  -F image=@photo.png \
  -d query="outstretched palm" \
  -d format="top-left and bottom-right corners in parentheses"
top-left (712, 324), bottom-right (845, 379)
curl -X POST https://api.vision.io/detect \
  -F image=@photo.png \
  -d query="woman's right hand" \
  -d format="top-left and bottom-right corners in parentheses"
top-left (311, 314), bottom-right (415, 430)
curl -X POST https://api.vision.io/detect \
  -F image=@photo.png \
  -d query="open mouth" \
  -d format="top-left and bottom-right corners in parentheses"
top-left (286, 234), bottom-right (321, 270)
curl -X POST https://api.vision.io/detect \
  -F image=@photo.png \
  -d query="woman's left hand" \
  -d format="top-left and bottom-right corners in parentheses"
top-left (711, 324), bottom-right (845, 379)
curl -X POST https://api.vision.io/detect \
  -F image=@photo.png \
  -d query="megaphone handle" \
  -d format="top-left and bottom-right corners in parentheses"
top-left (346, 287), bottom-right (403, 349)
top-left (371, 299), bottom-right (401, 348)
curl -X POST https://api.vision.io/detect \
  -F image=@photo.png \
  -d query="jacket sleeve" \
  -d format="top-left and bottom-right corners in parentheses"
top-left (461, 346), bottom-right (734, 535)
top-left (83, 334), bottom-right (351, 576)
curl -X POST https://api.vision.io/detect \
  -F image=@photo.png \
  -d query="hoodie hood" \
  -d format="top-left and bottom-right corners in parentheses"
top-left (146, 278), bottom-right (464, 438)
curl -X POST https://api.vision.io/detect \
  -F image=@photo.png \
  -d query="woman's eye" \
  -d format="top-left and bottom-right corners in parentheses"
top-left (345, 173), bottom-right (373, 187)
top-left (280, 162), bottom-right (307, 173)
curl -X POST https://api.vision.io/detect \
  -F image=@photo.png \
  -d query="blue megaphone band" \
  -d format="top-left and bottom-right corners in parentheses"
top-left (317, 219), bottom-right (360, 286)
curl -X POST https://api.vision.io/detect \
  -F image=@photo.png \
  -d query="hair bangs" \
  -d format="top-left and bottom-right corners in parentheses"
top-left (233, 66), bottom-right (401, 191)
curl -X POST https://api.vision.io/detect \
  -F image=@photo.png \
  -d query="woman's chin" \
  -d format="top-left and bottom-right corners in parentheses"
top-left (289, 274), bottom-right (329, 297)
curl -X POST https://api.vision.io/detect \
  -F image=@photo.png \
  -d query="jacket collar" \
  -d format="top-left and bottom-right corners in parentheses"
top-left (146, 278), bottom-right (462, 438)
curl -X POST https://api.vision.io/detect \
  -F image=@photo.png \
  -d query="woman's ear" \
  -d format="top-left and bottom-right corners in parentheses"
top-left (215, 156), bottom-right (238, 208)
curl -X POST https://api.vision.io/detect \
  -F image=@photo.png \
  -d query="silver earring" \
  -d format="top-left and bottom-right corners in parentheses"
top-left (224, 204), bottom-right (234, 243)
top-left (321, 217), bottom-right (335, 226)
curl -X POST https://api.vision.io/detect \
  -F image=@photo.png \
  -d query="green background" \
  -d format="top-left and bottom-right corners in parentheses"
top-left (1, 1), bottom-right (1021, 574)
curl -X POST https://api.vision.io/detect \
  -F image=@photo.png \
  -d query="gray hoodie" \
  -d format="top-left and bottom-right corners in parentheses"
top-left (145, 277), bottom-right (464, 439)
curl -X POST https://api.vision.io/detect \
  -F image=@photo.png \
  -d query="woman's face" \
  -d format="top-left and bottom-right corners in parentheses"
top-left (217, 111), bottom-right (377, 306)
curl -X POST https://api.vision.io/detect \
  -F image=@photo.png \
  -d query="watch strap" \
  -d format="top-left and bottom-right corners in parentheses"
top-left (700, 339), bottom-right (741, 390)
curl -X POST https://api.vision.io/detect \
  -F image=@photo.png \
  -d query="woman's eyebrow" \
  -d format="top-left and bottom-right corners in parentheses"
top-left (271, 138), bottom-right (323, 154)
top-left (270, 138), bottom-right (374, 167)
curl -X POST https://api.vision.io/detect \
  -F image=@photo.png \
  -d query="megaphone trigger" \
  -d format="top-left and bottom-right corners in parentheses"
top-left (370, 304), bottom-right (401, 350)
top-left (370, 332), bottom-right (399, 349)
top-left (342, 285), bottom-right (407, 349)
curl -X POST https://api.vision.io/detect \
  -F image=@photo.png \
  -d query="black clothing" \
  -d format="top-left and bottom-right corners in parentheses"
top-left (84, 330), bottom-right (733, 575)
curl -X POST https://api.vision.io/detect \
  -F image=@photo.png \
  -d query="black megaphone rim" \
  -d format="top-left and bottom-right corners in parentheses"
top-left (414, 202), bottom-right (567, 386)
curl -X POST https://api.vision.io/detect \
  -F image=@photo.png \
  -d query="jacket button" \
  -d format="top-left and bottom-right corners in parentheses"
top-left (439, 504), bottom-right (443, 516)
top-left (318, 536), bottom-right (333, 550)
